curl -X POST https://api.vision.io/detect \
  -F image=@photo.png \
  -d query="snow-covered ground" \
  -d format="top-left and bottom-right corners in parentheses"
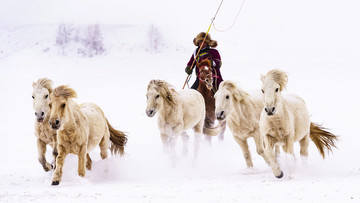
top-left (1, 0), bottom-right (360, 202)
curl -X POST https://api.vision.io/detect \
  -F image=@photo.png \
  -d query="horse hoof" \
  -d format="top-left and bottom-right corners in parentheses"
top-left (51, 181), bottom-right (59, 186)
top-left (276, 171), bottom-right (284, 179)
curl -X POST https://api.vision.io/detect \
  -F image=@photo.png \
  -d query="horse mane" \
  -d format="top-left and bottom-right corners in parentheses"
top-left (147, 80), bottom-right (180, 106)
top-left (33, 78), bottom-right (53, 94)
top-left (52, 85), bottom-right (78, 99)
top-left (220, 81), bottom-right (249, 102)
top-left (197, 59), bottom-right (212, 68)
top-left (265, 69), bottom-right (288, 91)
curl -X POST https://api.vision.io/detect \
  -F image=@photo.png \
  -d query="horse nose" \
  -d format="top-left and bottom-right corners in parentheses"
top-left (50, 119), bottom-right (61, 130)
top-left (216, 111), bottom-right (225, 120)
top-left (35, 111), bottom-right (45, 122)
top-left (265, 106), bottom-right (276, 116)
top-left (146, 108), bottom-right (155, 117)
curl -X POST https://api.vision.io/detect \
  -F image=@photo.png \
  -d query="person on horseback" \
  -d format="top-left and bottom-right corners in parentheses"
top-left (185, 32), bottom-right (223, 91)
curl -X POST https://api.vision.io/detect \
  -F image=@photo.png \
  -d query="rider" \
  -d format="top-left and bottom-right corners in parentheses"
top-left (185, 32), bottom-right (223, 91)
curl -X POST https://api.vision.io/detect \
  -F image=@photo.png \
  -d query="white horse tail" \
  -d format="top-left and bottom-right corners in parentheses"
top-left (203, 120), bottom-right (225, 137)
top-left (310, 122), bottom-right (338, 158)
top-left (106, 118), bottom-right (128, 156)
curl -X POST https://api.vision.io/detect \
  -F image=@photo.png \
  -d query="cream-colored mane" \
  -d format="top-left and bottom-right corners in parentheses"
top-left (220, 81), bottom-right (250, 102)
top-left (147, 79), bottom-right (180, 106)
top-left (33, 78), bottom-right (53, 94)
top-left (261, 69), bottom-right (288, 91)
top-left (51, 85), bottom-right (77, 99)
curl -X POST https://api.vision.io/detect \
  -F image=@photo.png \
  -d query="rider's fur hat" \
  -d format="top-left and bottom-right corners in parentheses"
top-left (193, 32), bottom-right (218, 48)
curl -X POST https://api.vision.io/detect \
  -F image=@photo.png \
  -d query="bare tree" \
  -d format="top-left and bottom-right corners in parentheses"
top-left (147, 24), bottom-right (163, 53)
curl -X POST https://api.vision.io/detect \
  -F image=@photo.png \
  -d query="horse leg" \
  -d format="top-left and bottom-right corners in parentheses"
top-left (37, 139), bottom-right (52, 171)
top-left (52, 145), bottom-right (58, 170)
top-left (233, 136), bottom-right (253, 168)
top-left (86, 153), bottom-right (92, 170)
top-left (181, 132), bottom-right (189, 156)
top-left (299, 133), bottom-right (310, 160)
top-left (264, 134), bottom-right (283, 178)
top-left (169, 133), bottom-right (179, 164)
top-left (78, 145), bottom-right (87, 177)
top-left (52, 145), bottom-right (67, 185)
top-left (253, 133), bottom-right (270, 166)
top-left (203, 116), bottom-right (213, 144)
top-left (193, 123), bottom-right (203, 161)
top-left (160, 132), bottom-right (171, 154)
top-left (275, 145), bottom-right (280, 158)
top-left (99, 136), bottom-right (109, 159)
top-left (282, 136), bottom-right (296, 175)
top-left (204, 134), bottom-right (212, 144)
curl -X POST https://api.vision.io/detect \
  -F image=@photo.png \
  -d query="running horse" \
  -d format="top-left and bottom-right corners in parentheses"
top-left (260, 69), bottom-right (338, 178)
top-left (49, 85), bottom-right (128, 185)
top-left (197, 59), bottom-right (226, 141)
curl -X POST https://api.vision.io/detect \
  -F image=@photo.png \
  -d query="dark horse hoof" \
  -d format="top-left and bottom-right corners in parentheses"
top-left (276, 171), bottom-right (284, 179)
top-left (51, 181), bottom-right (59, 186)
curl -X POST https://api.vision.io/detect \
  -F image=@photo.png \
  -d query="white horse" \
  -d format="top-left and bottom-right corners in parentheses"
top-left (260, 69), bottom-right (338, 178)
top-left (145, 79), bottom-right (218, 160)
top-left (49, 85), bottom-right (128, 185)
top-left (214, 81), bottom-right (270, 168)
top-left (32, 78), bottom-right (58, 171)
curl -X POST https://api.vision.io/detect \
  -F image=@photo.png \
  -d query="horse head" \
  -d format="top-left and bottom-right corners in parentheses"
top-left (260, 69), bottom-right (288, 116)
top-left (215, 81), bottom-right (247, 121)
top-left (32, 78), bottom-right (53, 123)
top-left (146, 80), bottom-right (178, 117)
top-left (197, 59), bottom-right (216, 91)
top-left (49, 85), bottom-right (77, 130)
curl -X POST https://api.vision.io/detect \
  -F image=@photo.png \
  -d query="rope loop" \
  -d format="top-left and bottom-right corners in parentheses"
top-left (213, 0), bottom-right (245, 32)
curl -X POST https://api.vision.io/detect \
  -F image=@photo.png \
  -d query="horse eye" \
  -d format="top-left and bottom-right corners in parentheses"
top-left (275, 88), bottom-right (279, 92)
top-left (61, 103), bottom-right (66, 108)
top-left (32, 96), bottom-right (35, 99)
top-left (226, 95), bottom-right (230, 99)
top-left (261, 89), bottom-right (264, 93)
top-left (155, 94), bottom-right (160, 99)
top-left (45, 94), bottom-right (48, 99)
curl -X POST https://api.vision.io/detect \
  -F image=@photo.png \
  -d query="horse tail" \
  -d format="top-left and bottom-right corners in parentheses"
top-left (203, 120), bottom-right (225, 137)
top-left (310, 122), bottom-right (338, 159)
top-left (106, 118), bottom-right (128, 156)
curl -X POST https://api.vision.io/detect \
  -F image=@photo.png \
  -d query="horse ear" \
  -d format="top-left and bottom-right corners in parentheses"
top-left (260, 74), bottom-right (265, 83)
top-left (32, 82), bottom-right (36, 88)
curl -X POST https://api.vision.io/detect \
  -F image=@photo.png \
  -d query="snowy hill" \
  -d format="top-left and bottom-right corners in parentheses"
top-left (1, 0), bottom-right (360, 202)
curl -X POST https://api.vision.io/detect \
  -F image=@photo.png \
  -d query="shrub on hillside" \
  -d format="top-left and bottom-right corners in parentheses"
top-left (56, 24), bottom-right (105, 57)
